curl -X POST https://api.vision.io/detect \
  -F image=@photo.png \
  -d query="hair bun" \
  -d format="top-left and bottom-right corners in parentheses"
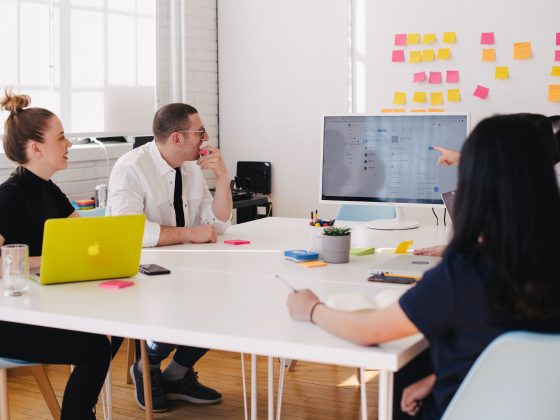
top-left (0, 89), bottom-right (31, 113)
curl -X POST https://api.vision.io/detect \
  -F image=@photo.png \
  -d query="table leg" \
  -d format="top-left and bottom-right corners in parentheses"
top-left (268, 357), bottom-right (274, 420)
top-left (139, 340), bottom-right (153, 420)
top-left (251, 354), bottom-right (257, 420)
top-left (360, 367), bottom-right (367, 420)
top-left (378, 370), bottom-right (394, 420)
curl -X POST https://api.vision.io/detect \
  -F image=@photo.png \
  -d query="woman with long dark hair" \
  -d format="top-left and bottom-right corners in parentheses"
top-left (287, 114), bottom-right (560, 419)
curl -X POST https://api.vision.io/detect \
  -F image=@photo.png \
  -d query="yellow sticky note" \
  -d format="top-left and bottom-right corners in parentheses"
top-left (447, 88), bottom-right (461, 102)
top-left (437, 48), bottom-right (451, 60)
top-left (428, 108), bottom-right (444, 112)
top-left (442, 32), bottom-right (456, 44)
top-left (407, 33), bottom-right (420, 44)
top-left (482, 48), bottom-right (496, 62)
top-left (551, 66), bottom-right (560, 77)
top-left (422, 49), bottom-right (435, 61)
top-left (395, 240), bottom-right (414, 254)
top-left (412, 92), bottom-right (427, 103)
top-left (298, 260), bottom-right (328, 268)
top-left (422, 33), bottom-right (436, 44)
top-left (495, 66), bottom-right (509, 79)
top-left (430, 92), bottom-right (443, 106)
top-left (409, 50), bottom-right (422, 63)
top-left (393, 92), bottom-right (406, 105)
top-left (411, 109), bottom-right (427, 113)
top-left (513, 42), bottom-right (532, 59)
top-left (548, 85), bottom-right (560, 102)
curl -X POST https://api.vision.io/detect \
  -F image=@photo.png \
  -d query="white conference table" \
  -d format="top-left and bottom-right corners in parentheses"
top-left (0, 217), bottom-right (450, 420)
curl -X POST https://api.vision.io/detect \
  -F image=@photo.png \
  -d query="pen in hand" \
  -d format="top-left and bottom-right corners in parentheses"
top-left (275, 274), bottom-right (297, 292)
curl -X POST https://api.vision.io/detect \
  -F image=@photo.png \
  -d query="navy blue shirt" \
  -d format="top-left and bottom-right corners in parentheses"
top-left (0, 167), bottom-right (74, 256)
top-left (399, 251), bottom-right (560, 419)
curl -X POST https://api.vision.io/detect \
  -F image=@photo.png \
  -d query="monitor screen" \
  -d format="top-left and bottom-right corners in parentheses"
top-left (321, 114), bottom-right (469, 206)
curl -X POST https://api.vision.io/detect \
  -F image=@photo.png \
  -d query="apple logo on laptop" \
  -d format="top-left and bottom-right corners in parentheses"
top-left (87, 242), bottom-right (100, 256)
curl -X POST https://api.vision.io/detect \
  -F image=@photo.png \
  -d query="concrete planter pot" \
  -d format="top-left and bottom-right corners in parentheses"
top-left (321, 234), bottom-right (351, 263)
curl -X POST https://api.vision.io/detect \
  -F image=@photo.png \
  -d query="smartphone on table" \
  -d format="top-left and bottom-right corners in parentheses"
top-left (139, 264), bottom-right (171, 275)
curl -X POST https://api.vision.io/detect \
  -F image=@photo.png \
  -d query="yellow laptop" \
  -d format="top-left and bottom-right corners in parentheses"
top-left (35, 214), bottom-right (145, 285)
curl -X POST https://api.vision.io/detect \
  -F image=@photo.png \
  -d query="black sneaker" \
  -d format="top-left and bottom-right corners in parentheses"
top-left (129, 361), bottom-right (168, 412)
top-left (163, 369), bottom-right (222, 404)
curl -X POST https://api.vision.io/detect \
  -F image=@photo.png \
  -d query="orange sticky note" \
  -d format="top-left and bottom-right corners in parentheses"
top-left (409, 50), bottom-right (422, 63)
top-left (407, 33), bottom-right (420, 44)
top-left (422, 33), bottom-right (436, 44)
top-left (513, 42), bottom-right (532, 59)
top-left (442, 32), bottom-right (456, 44)
top-left (437, 48), bottom-right (451, 60)
top-left (548, 85), bottom-right (560, 102)
top-left (428, 108), bottom-right (444, 112)
top-left (381, 108), bottom-right (393, 113)
top-left (482, 48), bottom-right (496, 62)
top-left (422, 49), bottom-right (435, 61)
top-left (411, 109), bottom-right (427, 113)
top-left (430, 92), bottom-right (443, 106)
top-left (447, 89), bottom-right (461, 102)
top-left (298, 260), bottom-right (328, 268)
top-left (393, 92), bottom-right (406, 105)
top-left (392, 108), bottom-right (406, 112)
top-left (412, 92), bottom-right (427, 103)
top-left (395, 240), bottom-right (414, 254)
top-left (551, 66), bottom-right (560, 77)
top-left (495, 66), bottom-right (509, 79)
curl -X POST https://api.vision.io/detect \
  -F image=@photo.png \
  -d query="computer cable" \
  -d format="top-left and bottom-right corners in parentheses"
top-left (431, 207), bottom-right (439, 225)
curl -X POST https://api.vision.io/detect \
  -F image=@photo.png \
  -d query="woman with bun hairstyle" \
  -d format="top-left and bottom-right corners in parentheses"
top-left (0, 90), bottom-right (111, 419)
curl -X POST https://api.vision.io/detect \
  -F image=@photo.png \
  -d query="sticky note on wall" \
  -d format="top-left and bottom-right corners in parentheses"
top-left (482, 48), bottom-right (496, 62)
top-left (430, 92), bottom-right (443, 105)
top-left (446, 70), bottom-right (459, 83)
top-left (495, 66), bottom-right (509, 79)
top-left (407, 33), bottom-right (420, 44)
top-left (447, 89), bottom-right (461, 102)
top-left (481, 32), bottom-right (495, 44)
top-left (422, 33), bottom-right (436, 44)
top-left (394, 33), bottom-right (407, 46)
top-left (548, 85), bottom-right (560, 102)
top-left (473, 85), bottom-right (490, 99)
top-left (412, 92), bottom-right (427, 103)
top-left (393, 92), bottom-right (406, 105)
top-left (552, 66), bottom-right (560, 77)
top-left (409, 51), bottom-right (422, 63)
top-left (513, 42), bottom-right (532, 59)
top-left (422, 49), bottom-right (435, 61)
top-left (429, 72), bottom-right (442, 84)
top-left (413, 72), bottom-right (426, 83)
top-left (442, 32), bottom-right (456, 44)
top-left (392, 50), bottom-right (405, 62)
top-left (555, 51), bottom-right (560, 62)
top-left (556, 32), bottom-right (560, 46)
top-left (437, 48), bottom-right (451, 60)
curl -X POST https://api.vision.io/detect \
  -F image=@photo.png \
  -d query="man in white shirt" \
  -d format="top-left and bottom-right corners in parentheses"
top-left (106, 103), bottom-right (232, 412)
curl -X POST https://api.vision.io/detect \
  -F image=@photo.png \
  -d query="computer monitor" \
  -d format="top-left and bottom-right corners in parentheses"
top-left (320, 113), bottom-right (469, 229)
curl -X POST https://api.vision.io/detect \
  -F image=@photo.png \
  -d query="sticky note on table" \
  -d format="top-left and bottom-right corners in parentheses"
top-left (392, 50), bottom-right (405, 62)
top-left (442, 32), bottom-right (456, 44)
top-left (548, 85), bottom-right (560, 102)
top-left (437, 48), bottom-right (451, 60)
top-left (395, 240), bottom-right (414, 254)
top-left (552, 66), bottom-right (560, 77)
top-left (394, 33), bottom-right (407, 46)
top-left (224, 239), bottom-right (251, 245)
top-left (429, 72), bottom-right (442, 84)
top-left (409, 50), bottom-right (422, 63)
top-left (412, 92), bottom-right (427, 103)
top-left (298, 260), bottom-right (328, 268)
top-left (447, 89), bottom-right (461, 102)
top-left (430, 92), bottom-right (443, 105)
top-left (481, 32), bottom-right (495, 44)
top-left (513, 42), bottom-right (532, 59)
top-left (422, 33), bottom-right (436, 44)
top-left (482, 48), bottom-right (496, 62)
top-left (393, 92), bottom-right (406, 105)
top-left (99, 280), bottom-right (134, 289)
top-left (495, 66), bottom-right (509, 79)
top-left (407, 33), bottom-right (420, 44)
top-left (446, 70), bottom-right (459, 83)
top-left (422, 49), bottom-right (435, 61)
top-left (350, 247), bottom-right (375, 256)
top-left (473, 85), bottom-right (490, 99)
top-left (555, 51), bottom-right (560, 62)
top-left (413, 71), bottom-right (426, 83)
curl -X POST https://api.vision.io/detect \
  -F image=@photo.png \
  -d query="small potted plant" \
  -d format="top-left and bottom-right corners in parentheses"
top-left (321, 226), bottom-right (351, 263)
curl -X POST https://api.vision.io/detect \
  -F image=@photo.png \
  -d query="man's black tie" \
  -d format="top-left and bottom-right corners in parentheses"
top-left (174, 168), bottom-right (185, 227)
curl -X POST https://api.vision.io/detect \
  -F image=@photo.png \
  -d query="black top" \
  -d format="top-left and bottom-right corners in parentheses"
top-left (399, 251), bottom-right (560, 419)
top-left (0, 167), bottom-right (75, 256)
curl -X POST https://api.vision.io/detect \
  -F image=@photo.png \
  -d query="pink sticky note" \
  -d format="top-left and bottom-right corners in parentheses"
top-left (224, 239), bottom-right (251, 245)
top-left (392, 50), bottom-right (405, 62)
top-left (555, 51), bottom-right (560, 62)
top-left (413, 72), bottom-right (426, 83)
top-left (428, 72), bottom-right (442, 84)
top-left (394, 34), bottom-right (407, 46)
top-left (473, 85), bottom-right (490, 99)
top-left (556, 32), bottom-right (560, 46)
top-left (446, 70), bottom-right (459, 83)
top-left (99, 280), bottom-right (134, 289)
top-left (481, 32), bottom-right (495, 45)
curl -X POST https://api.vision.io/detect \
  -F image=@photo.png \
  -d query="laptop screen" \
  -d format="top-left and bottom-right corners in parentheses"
top-left (441, 190), bottom-right (456, 222)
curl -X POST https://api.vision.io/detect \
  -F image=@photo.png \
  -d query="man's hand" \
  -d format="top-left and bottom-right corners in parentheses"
top-left (198, 145), bottom-right (229, 180)
top-left (401, 374), bottom-right (436, 416)
top-left (413, 245), bottom-right (446, 256)
top-left (433, 146), bottom-right (460, 166)
top-left (287, 289), bottom-right (320, 322)
top-left (184, 224), bottom-right (217, 243)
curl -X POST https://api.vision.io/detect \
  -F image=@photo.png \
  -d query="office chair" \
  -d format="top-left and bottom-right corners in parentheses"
top-left (0, 358), bottom-right (61, 420)
top-left (442, 331), bottom-right (560, 420)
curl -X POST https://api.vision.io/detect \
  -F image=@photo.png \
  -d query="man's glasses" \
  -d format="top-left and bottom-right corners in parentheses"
top-left (176, 127), bottom-right (207, 138)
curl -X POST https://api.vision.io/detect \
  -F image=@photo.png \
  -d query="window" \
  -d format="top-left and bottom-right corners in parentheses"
top-left (0, 0), bottom-right (155, 136)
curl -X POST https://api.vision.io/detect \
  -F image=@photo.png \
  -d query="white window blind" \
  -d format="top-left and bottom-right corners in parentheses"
top-left (0, 0), bottom-right (155, 137)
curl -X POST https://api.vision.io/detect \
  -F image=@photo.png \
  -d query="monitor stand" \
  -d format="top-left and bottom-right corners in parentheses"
top-left (366, 207), bottom-right (419, 230)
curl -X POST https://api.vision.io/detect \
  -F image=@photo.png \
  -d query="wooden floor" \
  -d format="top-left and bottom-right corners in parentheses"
top-left (5, 339), bottom-right (380, 419)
